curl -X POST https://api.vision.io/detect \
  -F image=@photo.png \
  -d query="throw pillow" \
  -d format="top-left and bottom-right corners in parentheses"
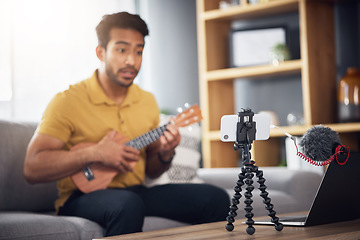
top-left (145, 114), bottom-right (204, 186)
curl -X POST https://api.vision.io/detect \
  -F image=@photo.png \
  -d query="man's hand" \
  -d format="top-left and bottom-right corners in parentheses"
top-left (93, 130), bottom-right (140, 174)
top-left (145, 121), bottom-right (181, 179)
top-left (158, 122), bottom-right (181, 161)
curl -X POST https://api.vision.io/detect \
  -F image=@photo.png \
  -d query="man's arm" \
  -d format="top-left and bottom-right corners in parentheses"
top-left (24, 131), bottom-right (140, 184)
top-left (145, 124), bottom-right (180, 179)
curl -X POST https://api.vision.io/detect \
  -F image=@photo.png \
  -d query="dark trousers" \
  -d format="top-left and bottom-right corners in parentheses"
top-left (58, 184), bottom-right (230, 236)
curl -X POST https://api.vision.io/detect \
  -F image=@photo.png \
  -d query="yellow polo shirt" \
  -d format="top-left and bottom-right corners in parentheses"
top-left (37, 70), bottom-right (160, 212)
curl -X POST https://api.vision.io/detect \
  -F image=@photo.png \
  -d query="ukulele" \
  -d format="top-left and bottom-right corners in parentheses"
top-left (71, 104), bottom-right (202, 193)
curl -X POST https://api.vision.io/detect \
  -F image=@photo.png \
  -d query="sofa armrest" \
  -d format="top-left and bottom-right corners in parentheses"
top-left (197, 168), bottom-right (244, 190)
top-left (197, 167), bottom-right (322, 201)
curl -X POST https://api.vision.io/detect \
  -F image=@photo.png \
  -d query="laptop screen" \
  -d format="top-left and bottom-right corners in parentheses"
top-left (306, 152), bottom-right (360, 226)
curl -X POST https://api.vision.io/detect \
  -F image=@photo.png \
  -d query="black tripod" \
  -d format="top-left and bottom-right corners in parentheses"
top-left (225, 109), bottom-right (284, 235)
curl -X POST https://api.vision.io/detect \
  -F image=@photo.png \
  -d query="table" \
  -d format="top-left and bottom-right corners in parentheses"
top-left (95, 218), bottom-right (360, 240)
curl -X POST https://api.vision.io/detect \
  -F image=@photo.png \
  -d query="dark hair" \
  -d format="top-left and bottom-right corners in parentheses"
top-left (96, 12), bottom-right (149, 49)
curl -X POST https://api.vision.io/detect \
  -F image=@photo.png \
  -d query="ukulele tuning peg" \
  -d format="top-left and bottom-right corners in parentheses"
top-left (184, 102), bottom-right (191, 109)
top-left (177, 103), bottom-right (191, 113)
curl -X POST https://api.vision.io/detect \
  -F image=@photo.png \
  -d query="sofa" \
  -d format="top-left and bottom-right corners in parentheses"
top-left (0, 119), bottom-right (323, 240)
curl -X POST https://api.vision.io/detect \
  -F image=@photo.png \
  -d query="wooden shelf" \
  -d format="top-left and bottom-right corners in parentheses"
top-left (201, 0), bottom-right (299, 21)
top-left (206, 122), bottom-right (360, 141)
top-left (197, 0), bottom-right (350, 168)
top-left (205, 59), bottom-right (302, 81)
top-left (271, 122), bottom-right (360, 137)
top-left (324, 122), bottom-right (360, 134)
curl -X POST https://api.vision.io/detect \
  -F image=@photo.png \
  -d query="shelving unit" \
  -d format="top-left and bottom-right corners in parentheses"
top-left (196, 0), bottom-right (360, 168)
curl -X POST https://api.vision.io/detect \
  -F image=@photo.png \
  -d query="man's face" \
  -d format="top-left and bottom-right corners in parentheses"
top-left (103, 28), bottom-right (144, 88)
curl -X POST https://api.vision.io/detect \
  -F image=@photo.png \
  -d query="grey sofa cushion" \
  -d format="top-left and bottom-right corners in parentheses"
top-left (227, 189), bottom-right (295, 217)
top-left (0, 120), bottom-right (58, 212)
top-left (0, 212), bottom-right (79, 240)
top-left (143, 216), bottom-right (187, 232)
top-left (0, 212), bottom-right (105, 240)
top-left (56, 215), bottom-right (104, 239)
top-left (197, 167), bottom-right (322, 217)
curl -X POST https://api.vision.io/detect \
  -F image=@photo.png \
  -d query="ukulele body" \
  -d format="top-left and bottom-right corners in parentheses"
top-left (70, 104), bottom-right (202, 193)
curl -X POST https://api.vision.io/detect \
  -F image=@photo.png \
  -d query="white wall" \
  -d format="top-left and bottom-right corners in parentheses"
top-left (0, 0), bottom-right (199, 121)
top-left (0, 0), bottom-right (202, 172)
top-left (138, 0), bottom-right (199, 114)
top-left (0, 0), bottom-right (136, 121)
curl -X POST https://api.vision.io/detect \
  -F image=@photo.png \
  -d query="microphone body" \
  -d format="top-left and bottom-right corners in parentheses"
top-left (273, 124), bottom-right (350, 166)
top-left (299, 125), bottom-right (342, 162)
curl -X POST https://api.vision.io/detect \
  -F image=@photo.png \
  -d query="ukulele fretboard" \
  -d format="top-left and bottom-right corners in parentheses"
top-left (125, 123), bottom-right (169, 150)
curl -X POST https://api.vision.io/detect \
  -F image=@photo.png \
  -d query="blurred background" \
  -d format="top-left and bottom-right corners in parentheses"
top-left (0, 0), bottom-right (359, 126)
top-left (0, 0), bottom-right (199, 121)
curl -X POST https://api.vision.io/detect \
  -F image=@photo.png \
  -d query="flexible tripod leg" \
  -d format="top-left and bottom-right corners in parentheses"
top-left (225, 165), bottom-right (256, 235)
top-left (254, 165), bottom-right (284, 231)
top-left (225, 162), bottom-right (284, 234)
top-left (243, 164), bottom-right (256, 235)
top-left (225, 168), bottom-right (245, 232)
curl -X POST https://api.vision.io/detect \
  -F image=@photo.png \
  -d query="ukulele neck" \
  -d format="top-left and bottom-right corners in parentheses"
top-left (125, 123), bottom-right (170, 150)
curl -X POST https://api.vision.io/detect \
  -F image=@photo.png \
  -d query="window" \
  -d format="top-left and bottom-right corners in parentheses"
top-left (0, 0), bottom-right (135, 121)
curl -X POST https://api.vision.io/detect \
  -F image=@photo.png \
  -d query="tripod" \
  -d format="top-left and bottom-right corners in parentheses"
top-left (225, 109), bottom-right (284, 235)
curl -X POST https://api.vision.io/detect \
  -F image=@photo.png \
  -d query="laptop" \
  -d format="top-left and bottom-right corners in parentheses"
top-left (254, 152), bottom-right (360, 227)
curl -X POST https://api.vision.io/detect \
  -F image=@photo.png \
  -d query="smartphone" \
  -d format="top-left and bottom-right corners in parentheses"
top-left (220, 113), bottom-right (271, 142)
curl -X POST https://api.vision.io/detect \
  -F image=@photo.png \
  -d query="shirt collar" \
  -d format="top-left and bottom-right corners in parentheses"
top-left (86, 69), bottom-right (141, 107)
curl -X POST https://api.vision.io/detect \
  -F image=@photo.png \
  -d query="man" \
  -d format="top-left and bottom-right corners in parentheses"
top-left (24, 12), bottom-right (229, 236)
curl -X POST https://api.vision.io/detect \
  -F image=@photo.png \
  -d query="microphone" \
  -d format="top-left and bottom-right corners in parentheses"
top-left (272, 124), bottom-right (350, 166)
top-left (296, 125), bottom-right (350, 166)
top-left (299, 125), bottom-right (341, 162)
